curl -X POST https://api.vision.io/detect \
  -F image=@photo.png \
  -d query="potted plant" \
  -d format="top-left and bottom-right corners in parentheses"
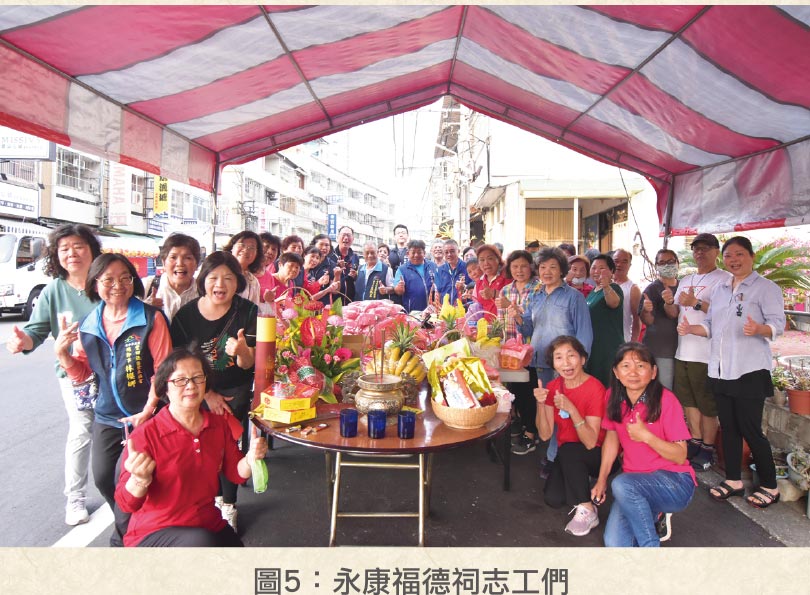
top-left (782, 365), bottom-right (810, 416)
top-left (770, 364), bottom-right (789, 406)
top-left (787, 447), bottom-right (810, 491)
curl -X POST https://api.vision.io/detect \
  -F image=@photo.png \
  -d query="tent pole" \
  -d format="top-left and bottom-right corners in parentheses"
top-left (662, 181), bottom-right (675, 249)
top-left (210, 161), bottom-right (221, 253)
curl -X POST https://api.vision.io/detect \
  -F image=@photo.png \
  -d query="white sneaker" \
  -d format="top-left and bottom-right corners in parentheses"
top-left (214, 496), bottom-right (223, 510)
top-left (220, 503), bottom-right (237, 531)
top-left (564, 504), bottom-right (599, 536)
top-left (65, 497), bottom-right (90, 526)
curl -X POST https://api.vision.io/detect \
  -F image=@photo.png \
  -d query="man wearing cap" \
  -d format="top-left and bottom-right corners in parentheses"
top-left (666, 233), bottom-right (731, 469)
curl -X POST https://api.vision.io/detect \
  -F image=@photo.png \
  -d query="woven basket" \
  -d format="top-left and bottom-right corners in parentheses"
top-left (431, 399), bottom-right (498, 430)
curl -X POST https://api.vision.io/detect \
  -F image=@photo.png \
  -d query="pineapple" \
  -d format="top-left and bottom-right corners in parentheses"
top-left (385, 322), bottom-right (427, 382)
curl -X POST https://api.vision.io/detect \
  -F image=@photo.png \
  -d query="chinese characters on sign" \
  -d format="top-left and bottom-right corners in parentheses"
top-left (153, 175), bottom-right (169, 215)
top-left (255, 567), bottom-right (569, 595)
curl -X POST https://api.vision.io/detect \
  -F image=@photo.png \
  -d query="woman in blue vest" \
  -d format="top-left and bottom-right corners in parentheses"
top-left (54, 253), bottom-right (172, 545)
top-left (392, 240), bottom-right (437, 312)
top-left (356, 242), bottom-right (394, 300)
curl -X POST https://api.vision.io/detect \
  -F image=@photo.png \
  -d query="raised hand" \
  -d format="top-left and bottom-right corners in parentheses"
top-left (6, 325), bottom-right (31, 354)
top-left (262, 288), bottom-right (277, 304)
top-left (743, 315), bottom-right (759, 336)
top-left (677, 314), bottom-right (691, 336)
top-left (318, 271), bottom-right (330, 286)
top-left (626, 411), bottom-right (652, 443)
top-left (497, 293), bottom-right (511, 310)
top-left (661, 286), bottom-right (674, 306)
top-left (597, 270), bottom-right (611, 289)
top-left (642, 294), bottom-right (654, 313)
top-left (678, 286), bottom-right (697, 307)
top-left (394, 278), bottom-right (406, 295)
top-left (225, 328), bottom-right (249, 359)
top-left (148, 285), bottom-right (164, 309)
top-left (124, 440), bottom-right (156, 490)
top-left (53, 315), bottom-right (80, 356)
top-left (533, 378), bottom-right (548, 404)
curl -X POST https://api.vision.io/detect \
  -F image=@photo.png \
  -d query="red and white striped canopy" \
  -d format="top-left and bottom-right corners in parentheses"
top-left (2, 5), bottom-right (810, 235)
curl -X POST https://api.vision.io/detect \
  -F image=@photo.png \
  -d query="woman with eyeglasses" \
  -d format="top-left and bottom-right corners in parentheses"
top-left (678, 236), bottom-right (785, 510)
top-left (169, 251), bottom-right (257, 531)
top-left (223, 231), bottom-right (264, 305)
top-left (639, 249), bottom-right (680, 390)
top-left (54, 253), bottom-right (172, 545)
top-left (115, 347), bottom-right (267, 546)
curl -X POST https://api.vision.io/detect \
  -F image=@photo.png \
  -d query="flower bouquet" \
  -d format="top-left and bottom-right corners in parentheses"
top-left (275, 293), bottom-right (361, 403)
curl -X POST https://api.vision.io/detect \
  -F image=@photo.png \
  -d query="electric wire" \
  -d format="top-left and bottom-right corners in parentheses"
top-left (619, 168), bottom-right (656, 281)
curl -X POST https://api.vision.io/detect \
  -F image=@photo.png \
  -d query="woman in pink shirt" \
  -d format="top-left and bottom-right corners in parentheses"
top-left (591, 343), bottom-right (695, 547)
top-left (473, 244), bottom-right (507, 316)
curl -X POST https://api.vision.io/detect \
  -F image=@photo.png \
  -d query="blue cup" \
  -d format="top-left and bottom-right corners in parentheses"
top-left (340, 408), bottom-right (358, 438)
top-left (367, 410), bottom-right (387, 439)
top-left (397, 411), bottom-right (416, 439)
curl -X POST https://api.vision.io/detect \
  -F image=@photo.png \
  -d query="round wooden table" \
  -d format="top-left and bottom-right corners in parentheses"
top-left (252, 388), bottom-right (511, 546)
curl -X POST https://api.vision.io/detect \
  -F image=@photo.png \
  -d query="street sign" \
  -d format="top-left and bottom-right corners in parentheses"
top-left (328, 213), bottom-right (337, 240)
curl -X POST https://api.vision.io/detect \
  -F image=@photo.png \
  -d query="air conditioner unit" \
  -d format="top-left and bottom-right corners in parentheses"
top-left (132, 191), bottom-right (143, 206)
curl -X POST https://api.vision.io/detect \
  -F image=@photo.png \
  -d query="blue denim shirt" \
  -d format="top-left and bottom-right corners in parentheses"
top-left (517, 283), bottom-right (593, 369)
top-left (700, 271), bottom-right (785, 380)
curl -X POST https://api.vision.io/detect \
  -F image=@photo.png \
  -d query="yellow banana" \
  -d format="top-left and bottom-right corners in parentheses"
top-left (394, 351), bottom-right (412, 376)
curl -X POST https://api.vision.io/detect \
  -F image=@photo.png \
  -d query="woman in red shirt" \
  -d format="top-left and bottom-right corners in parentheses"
top-left (535, 335), bottom-right (608, 537)
top-left (115, 347), bottom-right (268, 546)
top-left (591, 343), bottom-right (695, 547)
top-left (473, 244), bottom-right (507, 315)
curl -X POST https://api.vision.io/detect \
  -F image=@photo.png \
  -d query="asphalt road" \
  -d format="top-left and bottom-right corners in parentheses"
top-left (0, 313), bottom-right (786, 548)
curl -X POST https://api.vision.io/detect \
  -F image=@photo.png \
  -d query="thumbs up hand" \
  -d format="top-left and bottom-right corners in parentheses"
top-left (394, 278), bottom-right (406, 295)
top-left (226, 328), bottom-right (249, 359)
top-left (678, 285), bottom-right (697, 307)
top-left (626, 411), bottom-right (651, 443)
top-left (642, 294), bottom-right (654, 313)
top-left (661, 286), bottom-right (674, 306)
top-left (6, 325), bottom-right (32, 354)
top-left (533, 378), bottom-right (549, 403)
top-left (743, 315), bottom-right (760, 336)
top-left (148, 284), bottom-right (164, 309)
top-left (677, 314), bottom-right (691, 336)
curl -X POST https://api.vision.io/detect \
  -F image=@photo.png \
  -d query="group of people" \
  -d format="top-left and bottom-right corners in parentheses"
top-left (495, 233), bottom-right (785, 546)
top-left (6, 221), bottom-right (786, 548)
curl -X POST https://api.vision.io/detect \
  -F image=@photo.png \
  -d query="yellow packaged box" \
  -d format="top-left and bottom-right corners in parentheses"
top-left (261, 393), bottom-right (320, 411)
top-left (261, 406), bottom-right (317, 424)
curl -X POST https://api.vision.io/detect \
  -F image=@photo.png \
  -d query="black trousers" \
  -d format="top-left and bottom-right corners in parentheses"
top-left (220, 387), bottom-right (252, 504)
top-left (136, 525), bottom-right (244, 547)
top-left (544, 441), bottom-right (603, 508)
top-left (507, 366), bottom-right (538, 435)
top-left (714, 391), bottom-right (776, 489)
top-left (91, 422), bottom-right (130, 546)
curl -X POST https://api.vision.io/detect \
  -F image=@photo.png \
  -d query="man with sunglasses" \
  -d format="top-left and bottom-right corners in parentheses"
top-left (666, 233), bottom-right (731, 470)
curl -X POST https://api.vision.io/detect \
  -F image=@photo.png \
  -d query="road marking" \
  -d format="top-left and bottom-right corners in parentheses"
top-left (51, 504), bottom-right (113, 548)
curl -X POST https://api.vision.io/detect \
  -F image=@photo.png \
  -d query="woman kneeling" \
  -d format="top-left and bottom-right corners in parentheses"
top-left (535, 336), bottom-right (607, 536)
top-left (591, 343), bottom-right (696, 547)
top-left (114, 347), bottom-right (268, 547)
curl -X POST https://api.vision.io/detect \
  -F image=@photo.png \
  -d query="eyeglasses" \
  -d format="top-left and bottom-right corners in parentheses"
top-left (234, 243), bottom-right (257, 253)
top-left (168, 375), bottom-right (206, 387)
top-left (97, 275), bottom-right (134, 288)
top-left (691, 245), bottom-right (714, 253)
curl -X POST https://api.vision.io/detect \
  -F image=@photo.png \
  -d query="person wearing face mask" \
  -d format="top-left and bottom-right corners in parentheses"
top-left (639, 249), bottom-right (680, 390)
top-left (565, 255), bottom-right (594, 298)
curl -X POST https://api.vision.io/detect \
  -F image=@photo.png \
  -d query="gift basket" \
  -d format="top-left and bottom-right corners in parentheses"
top-left (499, 334), bottom-right (534, 370)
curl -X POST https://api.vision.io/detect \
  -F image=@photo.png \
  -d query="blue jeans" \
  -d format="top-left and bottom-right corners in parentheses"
top-left (537, 367), bottom-right (559, 461)
top-left (604, 470), bottom-right (694, 547)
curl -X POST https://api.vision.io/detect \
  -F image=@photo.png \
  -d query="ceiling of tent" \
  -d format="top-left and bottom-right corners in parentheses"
top-left (1, 4), bottom-right (810, 235)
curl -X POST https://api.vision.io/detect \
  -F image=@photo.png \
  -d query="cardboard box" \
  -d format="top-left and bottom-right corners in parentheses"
top-left (262, 393), bottom-right (320, 411)
top-left (261, 406), bottom-right (317, 424)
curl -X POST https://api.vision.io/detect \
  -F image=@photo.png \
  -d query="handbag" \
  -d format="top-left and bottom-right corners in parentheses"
top-left (73, 372), bottom-right (99, 411)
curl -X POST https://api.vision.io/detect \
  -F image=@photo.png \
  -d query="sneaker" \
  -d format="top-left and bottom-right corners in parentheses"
top-left (214, 496), bottom-right (223, 510)
top-left (220, 503), bottom-right (237, 531)
top-left (510, 418), bottom-right (523, 437)
top-left (564, 504), bottom-right (599, 536)
top-left (65, 497), bottom-right (89, 526)
top-left (655, 512), bottom-right (672, 543)
top-left (511, 434), bottom-right (538, 455)
top-left (691, 446), bottom-right (715, 471)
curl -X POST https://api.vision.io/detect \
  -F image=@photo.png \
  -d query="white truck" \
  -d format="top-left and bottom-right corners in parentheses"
top-left (0, 220), bottom-right (51, 320)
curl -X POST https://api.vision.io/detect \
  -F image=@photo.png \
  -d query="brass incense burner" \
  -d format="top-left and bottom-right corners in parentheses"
top-left (354, 373), bottom-right (405, 416)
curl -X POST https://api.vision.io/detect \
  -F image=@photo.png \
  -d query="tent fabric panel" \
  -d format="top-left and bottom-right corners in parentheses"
top-left (129, 56), bottom-right (303, 125)
top-left (186, 144), bottom-right (216, 193)
top-left (683, 6), bottom-right (810, 108)
top-left (2, 5), bottom-right (262, 77)
top-left (587, 5), bottom-right (704, 32)
top-left (668, 141), bottom-right (810, 235)
top-left (119, 111), bottom-right (163, 175)
top-left (0, 44), bottom-right (70, 144)
top-left (288, 7), bottom-right (460, 81)
top-left (462, 6), bottom-right (631, 96)
top-left (67, 83), bottom-right (122, 161)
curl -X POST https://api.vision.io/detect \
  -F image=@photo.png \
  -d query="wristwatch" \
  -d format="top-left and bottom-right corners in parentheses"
top-left (693, 300), bottom-right (703, 311)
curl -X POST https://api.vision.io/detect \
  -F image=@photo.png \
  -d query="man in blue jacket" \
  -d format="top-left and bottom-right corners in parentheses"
top-left (435, 239), bottom-right (471, 304)
top-left (392, 240), bottom-right (437, 313)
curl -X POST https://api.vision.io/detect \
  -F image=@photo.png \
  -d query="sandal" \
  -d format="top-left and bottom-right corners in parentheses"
top-left (747, 490), bottom-right (780, 509)
top-left (709, 481), bottom-right (745, 501)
